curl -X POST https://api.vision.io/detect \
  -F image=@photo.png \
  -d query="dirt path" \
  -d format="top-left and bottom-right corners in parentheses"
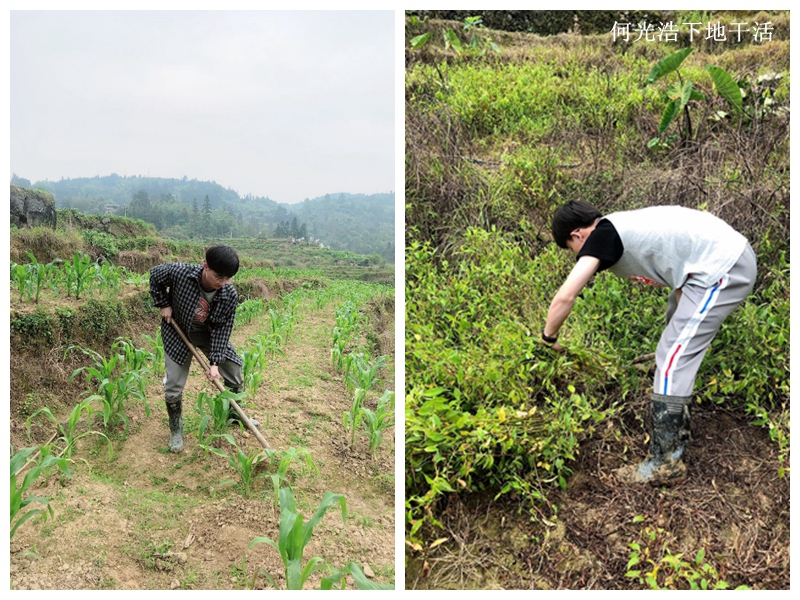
top-left (11, 298), bottom-right (395, 590)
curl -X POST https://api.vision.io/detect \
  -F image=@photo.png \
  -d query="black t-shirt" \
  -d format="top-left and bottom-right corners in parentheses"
top-left (576, 219), bottom-right (624, 271)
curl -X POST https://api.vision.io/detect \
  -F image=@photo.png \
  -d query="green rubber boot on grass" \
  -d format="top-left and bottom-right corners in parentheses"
top-left (166, 399), bottom-right (184, 453)
top-left (615, 394), bottom-right (690, 486)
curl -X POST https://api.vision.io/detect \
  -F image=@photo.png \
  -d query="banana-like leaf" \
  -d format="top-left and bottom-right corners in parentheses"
top-left (658, 99), bottom-right (681, 135)
top-left (707, 65), bottom-right (743, 114)
top-left (410, 33), bottom-right (431, 49)
top-left (690, 88), bottom-right (706, 102)
top-left (647, 47), bottom-right (693, 85)
top-left (679, 80), bottom-right (694, 111)
top-left (443, 29), bottom-right (463, 54)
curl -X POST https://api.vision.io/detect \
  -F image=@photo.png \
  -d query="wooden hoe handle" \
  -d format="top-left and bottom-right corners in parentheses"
top-left (169, 320), bottom-right (271, 450)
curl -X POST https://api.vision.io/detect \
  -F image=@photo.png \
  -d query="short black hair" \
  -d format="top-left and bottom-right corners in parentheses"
top-left (551, 201), bottom-right (603, 248)
top-left (205, 245), bottom-right (240, 277)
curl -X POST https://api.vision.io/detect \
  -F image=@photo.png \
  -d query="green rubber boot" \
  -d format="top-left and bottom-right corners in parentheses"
top-left (166, 399), bottom-right (184, 453)
top-left (615, 393), bottom-right (691, 486)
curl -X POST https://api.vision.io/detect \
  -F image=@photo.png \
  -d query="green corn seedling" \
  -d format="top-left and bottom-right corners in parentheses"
top-left (200, 433), bottom-right (268, 498)
top-left (112, 337), bottom-right (154, 392)
top-left (62, 251), bottom-right (95, 299)
top-left (343, 387), bottom-right (368, 449)
top-left (10, 446), bottom-right (72, 539)
top-left (26, 398), bottom-right (113, 460)
top-left (242, 345), bottom-right (266, 398)
top-left (93, 262), bottom-right (122, 293)
top-left (22, 252), bottom-right (56, 303)
top-left (250, 487), bottom-right (347, 590)
top-left (142, 330), bottom-right (165, 377)
top-left (84, 371), bottom-right (147, 435)
top-left (67, 345), bottom-right (122, 387)
top-left (124, 270), bottom-right (150, 289)
top-left (10, 262), bottom-right (33, 302)
top-left (261, 446), bottom-right (319, 507)
top-left (321, 562), bottom-right (394, 590)
top-left (331, 332), bottom-right (348, 371)
top-left (195, 390), bottom-right (234, 444)
top-left (344, 352), bottom-right (387, 396)
top-left (235, 298), bottom-right (266, 327)
top-left (361, 390), bottom-right (395, 456)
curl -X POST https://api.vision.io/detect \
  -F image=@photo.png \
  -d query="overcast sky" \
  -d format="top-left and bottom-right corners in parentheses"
top-left (10, 10), bottom-right (395, 204)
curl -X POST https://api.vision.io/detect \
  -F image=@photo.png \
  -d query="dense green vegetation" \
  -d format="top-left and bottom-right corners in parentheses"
top-left (11, 174), bottom-right (395, 262)
top-left (405, 11), bottom-right (788, 589)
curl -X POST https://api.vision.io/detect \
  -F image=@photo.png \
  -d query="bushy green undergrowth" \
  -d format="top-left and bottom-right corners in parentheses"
top-left (406, 229), bottom-right (622, 537)
top-left (405, 16), bottom-right (789, 550)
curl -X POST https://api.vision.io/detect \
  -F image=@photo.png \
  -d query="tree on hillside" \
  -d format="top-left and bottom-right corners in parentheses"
top-left (129, 189), bottom-right (152, 222)
top-left (190, 198), bottom-right (198, 235)
top-left (11, 173), bottom-right (32, 188)
top-left (201, 195), bottom-right (212, 236)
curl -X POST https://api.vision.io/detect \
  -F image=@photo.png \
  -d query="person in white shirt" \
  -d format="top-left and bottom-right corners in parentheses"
top-left (543, 201), bottom-right (757, 485)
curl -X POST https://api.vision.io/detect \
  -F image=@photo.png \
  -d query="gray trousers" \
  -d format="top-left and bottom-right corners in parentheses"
top-left (163, 329), bottom-right (243, 402)
top-left (655, 243), bottom-right (757, 399)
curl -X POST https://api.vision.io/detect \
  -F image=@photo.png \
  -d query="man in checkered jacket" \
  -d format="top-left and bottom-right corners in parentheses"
top-left (150, 245), bottom-right (256, 453)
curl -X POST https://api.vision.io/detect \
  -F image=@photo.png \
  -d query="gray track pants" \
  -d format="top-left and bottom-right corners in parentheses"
top-left (654, 243), bottom-right (757, 399)
top-left (163, 329), bottom-right (243, 402)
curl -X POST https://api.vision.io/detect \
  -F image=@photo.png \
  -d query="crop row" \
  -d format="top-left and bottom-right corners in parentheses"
top-left (11, 251), bottom-right (150, 302)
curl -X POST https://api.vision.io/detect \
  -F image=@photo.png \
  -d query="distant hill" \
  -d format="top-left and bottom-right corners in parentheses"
top-left (282, 192), bottom-right (395, 261)
top-left (12, 173), bottom-right (395, 262)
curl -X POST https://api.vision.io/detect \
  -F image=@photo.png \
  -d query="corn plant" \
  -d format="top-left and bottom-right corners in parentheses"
top-left (346, 353), bottom-right (387, 395)
top-left (83, 371), bottom-right (148, 435)
top-left (67, 345), bottom-right (122, 387)
top-left (242, 345), bottom-right (267, 398)
top-left (10, 261), bottom-right (33, 302)
top-left (331, 329), bottom-right (348, 371)
top-left (235, 298), bottom-right (266, 328)
top-left (10, 446), bottom-right (72, 539)
top-left (321, 562), bottom-right (394, 590)
top-left (342, 393), bottom-right (366, 449)
top-left (267, 306), bottom-right (296, 347)
top-left (142, 330), bottom-right (164, 377)
top-left (93, 261), bottom-right (123, 293)
top-left (124, 271), bottom-right (149, 289)
top-left (62, 251), bottom-right (95, 299)
top-left (361, 390), bottom-right (395, 456)
top-left (199, 433), bottom-right (268, 498)
top-left (261, 446), bottom-right (319, 507)
top-left (335, 300), bottom-right (361, 333)
top-left (28, 253), bottom-right (58, 303)
top-left (112, 337), bottom-right (154, 393)
top-left (11, 252), bottom-right (56, 303)
top-left (26, 397), bottom-right (113, 460)
top-left (195, 389), bottom-right (247, 444)
top-left (249, 487), bottom-right (347, 590)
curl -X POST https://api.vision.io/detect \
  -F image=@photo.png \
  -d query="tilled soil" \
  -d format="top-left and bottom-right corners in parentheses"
top-left (10, 302), bottom-right (395, 590)
top-left (406, 402), bottom-right (789, 590)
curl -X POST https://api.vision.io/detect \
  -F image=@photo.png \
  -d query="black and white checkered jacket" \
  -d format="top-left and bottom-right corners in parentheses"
top-left (149, 262), bottom-right (242, 367)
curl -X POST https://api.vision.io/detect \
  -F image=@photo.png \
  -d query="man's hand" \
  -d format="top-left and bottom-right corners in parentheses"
top-left (160, 306), bottom-right (173, 324)
top-left (206, 365), bottom-right (221, 382)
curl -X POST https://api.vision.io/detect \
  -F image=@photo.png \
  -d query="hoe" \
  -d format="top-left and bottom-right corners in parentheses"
top-left (171, 320), bottom-right (271, 451)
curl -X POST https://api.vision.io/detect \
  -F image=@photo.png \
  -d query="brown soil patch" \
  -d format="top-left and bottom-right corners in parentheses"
top-left (406, 403), bottom-right (789, 590)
